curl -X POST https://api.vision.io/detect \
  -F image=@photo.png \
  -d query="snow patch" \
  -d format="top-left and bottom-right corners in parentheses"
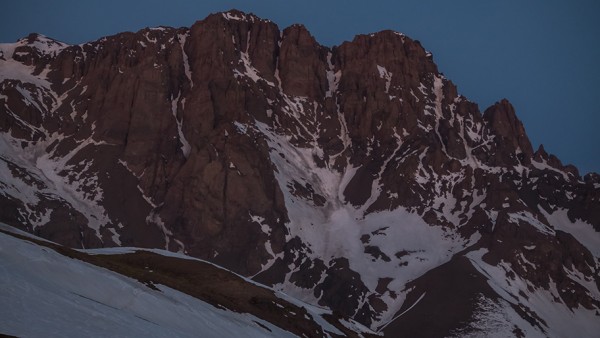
top-left (376, 65), bottom-right (392, 94)
top-left (531, 159), bottom-right (569, 181)
top-left (447, 295), bottom-right (544, 338)
top-left (325, 52), bottom-right (341, 98)
top-left (249, 213), bottom-right (283, 275)
top-left (540, 207), bottom-right (600, 258)
top-left (508, 211), bottom-right (555, 236)
top-left (171, 92), bottom-right (191, 158)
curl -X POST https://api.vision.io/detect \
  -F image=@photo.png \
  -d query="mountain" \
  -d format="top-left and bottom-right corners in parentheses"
top-left (0, 9), bottom-right (599, 337)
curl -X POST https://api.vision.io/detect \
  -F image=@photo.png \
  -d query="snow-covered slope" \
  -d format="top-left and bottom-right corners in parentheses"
top-left (0, 226), bottom-right (295, 338)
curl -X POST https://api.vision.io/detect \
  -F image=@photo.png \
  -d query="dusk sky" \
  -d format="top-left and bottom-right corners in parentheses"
top-left (2, 0), bottom-right (599, 174)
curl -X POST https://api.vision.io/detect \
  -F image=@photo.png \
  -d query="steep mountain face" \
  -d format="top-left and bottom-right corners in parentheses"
top-left (1, 9), bottom-right (599, 337)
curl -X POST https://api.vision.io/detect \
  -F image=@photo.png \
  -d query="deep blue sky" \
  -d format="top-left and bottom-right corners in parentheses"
top-left (2, 1), bottom-right (599, 174)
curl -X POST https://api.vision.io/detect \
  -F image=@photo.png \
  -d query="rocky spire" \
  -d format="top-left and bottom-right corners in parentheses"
top-left (483, 98), bottom-right (534, 162)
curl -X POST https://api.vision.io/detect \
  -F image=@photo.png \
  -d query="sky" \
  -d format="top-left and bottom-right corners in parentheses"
top-left (1, 1), bottom-right (599, 174)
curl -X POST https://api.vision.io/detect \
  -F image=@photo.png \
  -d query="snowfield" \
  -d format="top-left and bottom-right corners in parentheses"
top-left (0, 225), bottom-right (295, 338)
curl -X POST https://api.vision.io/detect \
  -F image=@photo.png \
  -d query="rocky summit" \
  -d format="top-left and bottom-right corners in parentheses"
top-left (1, 9), bottom-right (599, 337)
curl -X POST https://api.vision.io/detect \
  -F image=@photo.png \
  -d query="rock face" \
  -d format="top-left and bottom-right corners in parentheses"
top-left (1, 10), bottom-right (599, 337)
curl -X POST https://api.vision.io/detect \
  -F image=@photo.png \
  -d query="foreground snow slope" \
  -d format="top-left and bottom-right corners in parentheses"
top-left (0, 226), bottom-right (295, 338)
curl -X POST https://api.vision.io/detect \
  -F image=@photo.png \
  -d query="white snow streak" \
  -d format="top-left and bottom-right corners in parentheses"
top-left (171, 92), bottom-right (191, 158)
top-left (178, 33), bottom-right (193, 88)
top-left (325, 53), bottom-right (341, 98)
top-left (376, 65), bottom-right (392, 94)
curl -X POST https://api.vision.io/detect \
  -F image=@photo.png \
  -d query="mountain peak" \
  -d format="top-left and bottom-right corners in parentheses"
top-left (18, 33), bottom-right (69, 51)
top-left (483, 98), bottom-right (534, 159)
top-left (218, 9), bottom-right (269, 23)
top-left (0, 32), bottom-right (70, 65)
